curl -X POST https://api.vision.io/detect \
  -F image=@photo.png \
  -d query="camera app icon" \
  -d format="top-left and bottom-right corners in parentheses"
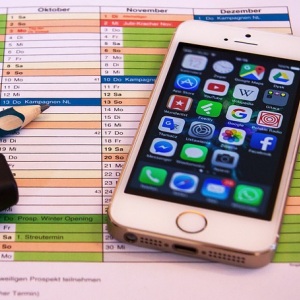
top-left (211, 149), bottom-right (239, 169)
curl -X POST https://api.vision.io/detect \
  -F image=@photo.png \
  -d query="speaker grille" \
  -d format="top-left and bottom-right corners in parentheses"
top-left (139, 237), bottom-right (164, 248)
top-left (207, 250), bottom-right (246, 264)
top-left (136, 234), bottom-right (247, 266)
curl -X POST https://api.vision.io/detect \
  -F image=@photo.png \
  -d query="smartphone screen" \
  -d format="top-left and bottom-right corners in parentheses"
top-left (125, 42), bottom-right (300, 220)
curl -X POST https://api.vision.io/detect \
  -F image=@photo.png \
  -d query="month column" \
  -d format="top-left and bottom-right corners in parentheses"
top-left (0, 6), bottom-right (103, 262)
top-left (100, 6), bottom-right (193, 261)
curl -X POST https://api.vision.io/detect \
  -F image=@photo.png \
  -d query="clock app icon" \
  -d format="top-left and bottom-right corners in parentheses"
top-left (213, 60), bottom-right (234, 74)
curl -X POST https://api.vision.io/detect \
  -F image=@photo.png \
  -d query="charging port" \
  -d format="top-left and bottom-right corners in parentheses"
top-left (173, 244), bottom-right (197, 255)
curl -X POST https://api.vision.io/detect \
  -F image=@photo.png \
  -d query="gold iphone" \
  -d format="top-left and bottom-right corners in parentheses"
top-left (108, 20), bottom-right (300, 268)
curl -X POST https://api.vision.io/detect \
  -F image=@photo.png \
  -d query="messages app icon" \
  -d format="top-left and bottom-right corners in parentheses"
top-left (180, 144), bottom-right (208, 163)
top-left (239, 64), bottom-right (265, 80)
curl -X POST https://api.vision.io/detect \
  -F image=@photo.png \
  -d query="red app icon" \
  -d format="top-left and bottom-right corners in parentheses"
top-left (208, 83), bottom-right (225, 92)
top-left (256, 111), bottom-right (283, 128)
top-left (204, 79), bottom-right (229, 96)
top-left (167, 95), bottom-right (193, 111)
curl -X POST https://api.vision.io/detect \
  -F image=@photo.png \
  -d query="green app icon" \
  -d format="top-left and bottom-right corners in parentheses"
top-left (233, 184), bottom-right (263, 206)
top-left (180, 144), bottom-right (208, 163)
top-left (139, 166), bottom-right (167, 186)
top-left (196, 100), bottom-right (222, 117)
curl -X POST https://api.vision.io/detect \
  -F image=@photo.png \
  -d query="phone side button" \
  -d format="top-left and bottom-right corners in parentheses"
top-left (176, 211), bottom-right (207, 234)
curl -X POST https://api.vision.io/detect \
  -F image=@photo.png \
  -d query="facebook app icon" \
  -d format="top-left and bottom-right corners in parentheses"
top-left (250, 133), bottom-right (277, 151)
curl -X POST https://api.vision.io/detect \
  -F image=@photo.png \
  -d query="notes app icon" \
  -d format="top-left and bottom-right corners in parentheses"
top-left (239, 64), bottom-right (265, 80)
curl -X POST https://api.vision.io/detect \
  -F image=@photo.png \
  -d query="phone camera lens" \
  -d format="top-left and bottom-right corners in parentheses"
top-left (245, 34), bottom-right (251, 38)
top-left (124, 232), bottom-right (138, 243)
top-left (216, 153), bottom-right (234, 164)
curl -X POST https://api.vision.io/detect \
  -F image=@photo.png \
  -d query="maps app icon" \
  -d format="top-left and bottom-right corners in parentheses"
top-left (239, 64), bottom-right (265, 80)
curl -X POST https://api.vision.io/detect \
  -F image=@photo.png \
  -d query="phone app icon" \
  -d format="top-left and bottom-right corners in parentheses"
top-left (150, 138), bottom-right (177, 157)
top-left (226, 105), bottom-right (252, 123)
top-left (181, 54), bottom-right (208, 71)
top-left (180, 144), bottom-right (208, 163)
top-left (233, 184), bottom-right (263, 206)
top-left (188, 121), bottom-right (215, 139)
top-left (239, 64), bottom-right (265, 80)
top-left (196, 100), bottom-right (222, 117)
top-left (263, 89), bottom-right (289, 106)
top-left (256, 110), bottom-right (283, 128)
top-left (201, 178), bottom-right (233, 200)
top-left (250, 133), bottom-right (277, 151)
top-left (219, 127), bottom-right (246, 146)
top-left (167, 95), bottom-right (193, 112)
top-left (269, 68), bottom-right (294, 85)
top-left (203, 79), bottom-right (229, 96)
top-left (211, 149), bottom-right (239, 169)
top-left (139, 166), bottom-right (167, 187)
top-left (174, 74), bottom-right (200, 91)
top-left (170, 172), bottom-right (199, 193)
top-left (158, 116), bottom-right (185, 134)
top-left (233, 84), bottom-right (259, 101)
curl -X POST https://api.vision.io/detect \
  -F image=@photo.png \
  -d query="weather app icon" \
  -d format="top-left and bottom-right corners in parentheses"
top-left (239, 64), bottom-right (265, 80)
top-left (174, 74), bottom-right (200, 91)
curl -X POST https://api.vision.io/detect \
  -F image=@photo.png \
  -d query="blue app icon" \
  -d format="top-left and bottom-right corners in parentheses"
top-left (158, 116), bottom-right (185, 134)
top-left (170, 172), bottom-right (198, 193)
top-left (174, 74), bottom-right (200, 92)
top-left (250, 133), bottom-right (277, 151)
top-left (150, 138), bottom-right (177, 157)
top-left (201, 178), bottom-right (231, 200)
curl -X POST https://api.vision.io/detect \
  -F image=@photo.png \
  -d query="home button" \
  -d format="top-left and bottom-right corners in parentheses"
top-left (176, 211), bottom-right (207, 233)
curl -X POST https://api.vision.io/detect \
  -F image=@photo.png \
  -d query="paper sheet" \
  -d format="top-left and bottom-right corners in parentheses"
top-left (0, 0), bottom-right (300, 299)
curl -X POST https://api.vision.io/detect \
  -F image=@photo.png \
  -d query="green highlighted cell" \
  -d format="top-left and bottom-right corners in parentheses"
top-left (289, 188), bottom-right (300, 196)
top-left (124, 41), bottom-right (170, 48)
top-left (276, 243), bottom-right (300, 252)
top-left (0, 214), bottom-right (104, 224)
top-left (280, 223), bottom-right (300, 233)
top-left (14, 252), bottom-right (103, 262)
top-left (16, 233), bottom-right (102, 242)
top-left (291, 178), bottom-right (300, 187)
top-left (282, 214), bottom-right (300, 223)
top-left (273, 253), bottom-right (300, 263)
top-left (277, 233), bottom-right (300, 243)
top-left (124, 54), bottom-right (164, 62)
top-left (124, 68), bottom-right (159, 76)
top-left (0, 15), bottom-right (7, 22)
top-left (123, 27), bottom-right (175, 35)
top-left (124, 61), bottom-right (162, 69)
top-left (123, 34), bottom-right (172, 42)
top-left (16, 224), bottom-right (102, 233)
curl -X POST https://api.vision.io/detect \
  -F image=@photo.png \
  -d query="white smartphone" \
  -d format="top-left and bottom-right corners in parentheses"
top-left (108, 20), bottom-right (300, 268)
